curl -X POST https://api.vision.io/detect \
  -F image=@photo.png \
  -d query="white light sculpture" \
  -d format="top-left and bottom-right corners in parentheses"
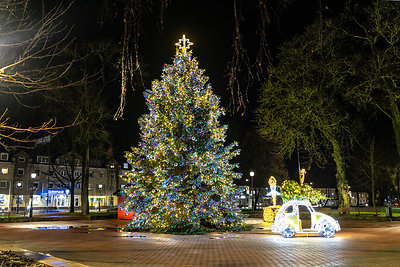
top-left (271, 200), bottom-right (340, 238)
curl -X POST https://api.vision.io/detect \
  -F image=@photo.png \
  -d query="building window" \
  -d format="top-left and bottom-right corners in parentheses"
top-left (1, 168), bottom-right (7, 174)
top-left (18, 156), bottom-right (25, 163)
top-left (33, 195), bottom-right (40, 205)
top-left (123, 163), bottom-right (129, 169)
top-left (33, 182), bottom-right (39, 189)
top-left (48, 183), bottom-right (53, 189)
top-left (37, 156), bottom-right (50, 164)
top-left (0, 194), bottom-right (5, 205)
top-left (0, 181), bottom-right (6, 188)
top-left (74, 171), bottom-right (81, 177)
top-left (17, 168), bottom-right (24, 176)
top-left (16, 195), bottom-right (23, 204)
top-left (110, 173), bottom-right (115, 179)
top-left (0, 153), bottom-right (8, 161)
top-left (99, 173), bottom-right (104, 178)
top-left (60, 170), bottom-right (67, 176)
top-left (75, 183), bottom-right (81, 189)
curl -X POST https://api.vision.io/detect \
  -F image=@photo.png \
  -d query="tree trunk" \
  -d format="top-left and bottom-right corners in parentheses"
top-left (369, 137), bottom-right (376, 209)
top-left (81, 145), bottom-right (90, 215)
top-left (70, 180), bottom-right (75, 213)
top-left (356, 191), bottom-right (359, 207)
top-left (69, 162), bottom-right (75, 213)
top-left (331, 139), bottom-right (350, 214)
top-left (385, 80), bottom-right (400, 202)
top-left (387, 89), bottom-right (400, 165)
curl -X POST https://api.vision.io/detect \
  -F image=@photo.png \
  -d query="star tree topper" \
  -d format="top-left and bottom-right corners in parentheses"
top-left (175, 35), bottom-right (193, 55)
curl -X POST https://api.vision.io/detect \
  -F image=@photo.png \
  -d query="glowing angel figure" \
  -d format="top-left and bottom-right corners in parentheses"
top-left (267, 176), bottom-right (281, 206)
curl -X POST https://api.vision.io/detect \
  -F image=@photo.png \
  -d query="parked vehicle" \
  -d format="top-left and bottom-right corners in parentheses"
top-left (272, 200), bottom-right (341, 238)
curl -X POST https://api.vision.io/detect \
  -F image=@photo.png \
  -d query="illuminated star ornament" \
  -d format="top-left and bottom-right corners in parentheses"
top-left (121, 35), bottom-right (243, 233)
top-left (175, 35), bottom-right (193, 55)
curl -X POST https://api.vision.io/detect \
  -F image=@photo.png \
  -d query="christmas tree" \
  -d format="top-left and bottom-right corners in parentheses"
top-left (121, 35), bottom-right (244, 233)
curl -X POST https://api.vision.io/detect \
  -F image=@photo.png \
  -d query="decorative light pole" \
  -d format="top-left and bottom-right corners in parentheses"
top-left (16, 181), bottom-right (22, 214)
top-left (29, 172), bottom-right (37, 217)
top-left (110, 163), bottom-right (114, 210)
top-left (250, 171), bottom-right (255, 211)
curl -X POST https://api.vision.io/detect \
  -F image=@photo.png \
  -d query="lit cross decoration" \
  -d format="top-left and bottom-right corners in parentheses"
top-left (175, 35), bottom-right (193, 55)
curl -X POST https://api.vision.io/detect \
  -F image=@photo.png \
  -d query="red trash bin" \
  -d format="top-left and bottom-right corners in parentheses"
top-left (118, 195), bottom-right (134, 220)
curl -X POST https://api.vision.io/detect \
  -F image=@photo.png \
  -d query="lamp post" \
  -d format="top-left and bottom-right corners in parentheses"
top-left (98, 184), bottom-right (103, 212)
top-left (16, 181), bottom-right (22, 214)
top-left (250, 171), bottom-right (255, 212)
top-left (29, 172), bottom-right (37, 217)
top-left (110, 163), bottom-right (114, 210)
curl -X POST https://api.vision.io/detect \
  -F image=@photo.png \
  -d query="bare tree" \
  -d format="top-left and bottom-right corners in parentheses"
top-left (0, 0), bottom-right (78, 148)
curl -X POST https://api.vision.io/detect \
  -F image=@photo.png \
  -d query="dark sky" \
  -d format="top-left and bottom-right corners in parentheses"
top-left (61, 0), bottom-right (345, 185)
top-left (18, 0), bottom-right (348, 186)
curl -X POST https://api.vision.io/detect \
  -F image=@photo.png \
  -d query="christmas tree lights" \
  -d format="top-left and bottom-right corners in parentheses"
top-left (121, 35), bottom-right (243, 233)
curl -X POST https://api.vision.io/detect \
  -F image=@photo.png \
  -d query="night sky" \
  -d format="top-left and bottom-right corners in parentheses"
top-left (63, 0), bottom-right (349, 187)
top-left (8, 0), bottom-right (381, 188)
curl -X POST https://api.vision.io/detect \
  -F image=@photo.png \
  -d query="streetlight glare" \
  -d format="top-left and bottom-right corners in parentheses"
top-left (250, 171), bottom-right (254, 177)
top-left (31, 172), bottom-right (37, 179)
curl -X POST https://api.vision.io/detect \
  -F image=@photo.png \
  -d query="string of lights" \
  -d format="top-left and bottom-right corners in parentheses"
top-left (121, 36), bottom-right (244, 232)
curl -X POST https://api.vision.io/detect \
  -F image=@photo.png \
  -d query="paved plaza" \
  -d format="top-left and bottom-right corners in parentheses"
top-left (0, 218), bottom-right (399, 266)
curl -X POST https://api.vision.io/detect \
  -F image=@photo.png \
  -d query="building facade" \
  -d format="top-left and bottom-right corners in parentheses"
top-left (0, 150), bottom-right (127, 213)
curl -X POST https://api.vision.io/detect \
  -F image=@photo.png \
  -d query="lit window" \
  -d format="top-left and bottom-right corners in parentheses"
top-left (0, 153), bottom-right (8, 161)
top-left (75, 183), bottom-right (81, 189)
top-left (17, 168), bottom-right (24, 176)
top-left (1, 168), bottom-right (8, 174)
top-left (16, 195), bottom-right (23, 204)
top-left (0, 181), bottom-right (6, 188)
top-left (33, 195), bottom-right (40, 205)
top-left (123, 163), bottom-right (129, 169)
top-left (0, 194), bottom-right (5, 205)
top-left (37, 156), bottom-right (50, 164)
top-left (48, 183), bottom-right (53, 189)
top-left (18, 156), bottom-right (25, 163)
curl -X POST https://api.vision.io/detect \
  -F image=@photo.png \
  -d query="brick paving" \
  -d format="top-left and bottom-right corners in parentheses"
top-left (0, 218), bottom-right (399, 266)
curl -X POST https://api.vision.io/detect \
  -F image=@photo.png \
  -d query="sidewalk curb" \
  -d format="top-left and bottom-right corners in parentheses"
top-left (0, 246), bottom-right (89, 267)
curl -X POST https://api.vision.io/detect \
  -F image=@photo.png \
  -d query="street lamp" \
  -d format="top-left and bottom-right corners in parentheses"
top-left (250, 171), bottom-right (255, 211)
top-left (109, 163), bottom-right (115, 210)
top-left (98, 184), bottom-right (103, 212)
top-left (29, 172), bottom-right (37, 217)
top-left (16, 181), bottom-right (22, 214)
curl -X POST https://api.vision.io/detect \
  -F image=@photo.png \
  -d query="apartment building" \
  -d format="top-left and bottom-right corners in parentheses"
top-left (0, 150), bottom-right (128, 213)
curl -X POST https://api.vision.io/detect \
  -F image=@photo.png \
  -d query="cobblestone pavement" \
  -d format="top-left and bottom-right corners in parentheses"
top-left (0, 218), bottom-right (399, 267)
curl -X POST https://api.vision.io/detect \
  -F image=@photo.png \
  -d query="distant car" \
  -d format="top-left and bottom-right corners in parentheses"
top-left (272, 200), bottom-right (341, 238)
top-left (322, 199), bottom-right (339, 208)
